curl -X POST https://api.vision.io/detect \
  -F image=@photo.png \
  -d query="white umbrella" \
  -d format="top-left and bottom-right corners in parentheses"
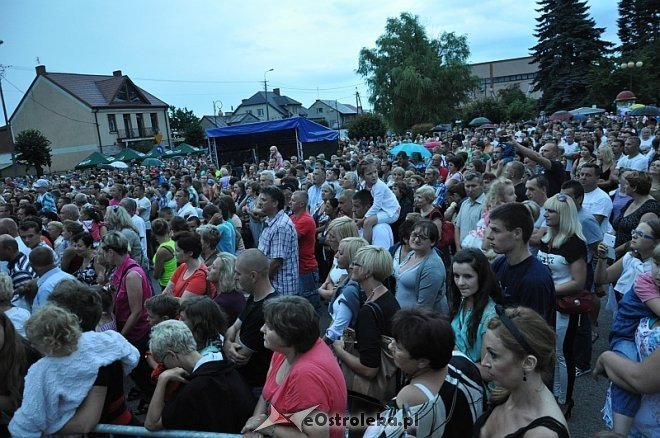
top-left (570, 107), bottom-right (606, 116)
top-left (108, 161), bottom-right (129, 169)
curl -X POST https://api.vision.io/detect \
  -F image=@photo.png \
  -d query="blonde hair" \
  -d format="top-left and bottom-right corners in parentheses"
top-left (0, 273), bottom-right (13, 304)
top-left (327, 217), bottom-right (359, 241)
top-left (338, 237), bottom-right (368, 266)
top-left (653, 244), bottom-right (660, 265)
top-left (216, 252), bottom-right (241, 293)
top-left (354, 245), bottom-right (393, 283)
top-left (104, 205), bottom-right (138, 233)
top-left (542, 194), bottom-right (585, 248)
top-left (25, 305), bottom-right (81, 357)
top-left (486, 179), bottom-right (515, 211)
top-left (597, 144), bottom-right (614, 169)
top-left (415, 186), bottom-right (436, 204)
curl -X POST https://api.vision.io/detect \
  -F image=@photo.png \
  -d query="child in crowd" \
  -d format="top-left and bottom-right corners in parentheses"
top-left (357, 160), bottom-right (401, 244)
top-left (96, 285), bottom-right (116, 332)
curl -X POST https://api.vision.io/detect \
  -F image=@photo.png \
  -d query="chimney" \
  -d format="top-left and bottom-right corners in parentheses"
top-left (35, 65), bottom-right (46, 76)
top-left (273, 88), bottom-right (280, 96)
top-left (112, 70), bottom-right (123, 77)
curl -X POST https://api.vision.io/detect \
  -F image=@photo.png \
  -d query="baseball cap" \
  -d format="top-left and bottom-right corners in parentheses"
top-left (32, 179), bottom-right (50, 189)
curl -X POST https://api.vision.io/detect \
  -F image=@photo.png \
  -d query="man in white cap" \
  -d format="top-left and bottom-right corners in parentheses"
top-left (32, 179), bottom-right (57, 214)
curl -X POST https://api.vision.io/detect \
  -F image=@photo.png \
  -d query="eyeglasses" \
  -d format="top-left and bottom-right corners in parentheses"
top-left (410, 232), bottom-right (430, 241)
top-left (631, 229), bottom-right (655, 240)
top-left (350, 262), bottom-right (362, 267)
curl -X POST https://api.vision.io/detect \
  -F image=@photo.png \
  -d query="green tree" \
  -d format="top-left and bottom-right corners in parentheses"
top-left (358, 13), bottom-right (478, 131)
top-left (315, 118), bottom-right (329, 127)
top-left (184, 124), bottom-right (206, 148)
top-left (168, 106), bottom-right (200, 133)
top-left (497, 86), bottom-right (539, 121)
top-left (14, 129), bottom-right (52, 176)
top-left (461, 98), bottom-right (506, 124)
top-left (347, 113), bottom-right (387, 140)
top-left (617, 0), bottom-right (658, 56)
top-left (530, 0), bottom-right (613, 111)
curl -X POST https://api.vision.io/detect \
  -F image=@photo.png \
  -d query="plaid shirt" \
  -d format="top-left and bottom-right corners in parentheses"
top-left (429, 181), bottom-right (447, 207)
top-left (258, 210), bottom-right (299, 296)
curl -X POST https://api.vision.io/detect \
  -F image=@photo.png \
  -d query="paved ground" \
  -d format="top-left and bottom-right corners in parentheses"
top-left (569, 309), bottom-right (612, 437)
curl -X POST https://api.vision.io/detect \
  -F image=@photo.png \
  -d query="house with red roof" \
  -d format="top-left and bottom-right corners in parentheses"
top-left (8, 65), bottom-right (171, 171)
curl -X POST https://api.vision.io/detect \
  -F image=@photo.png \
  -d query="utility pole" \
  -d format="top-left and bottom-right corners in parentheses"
top-left (355, 90), bottom-right (363, 114)
top-left (0, 40), bottom-right (14, 165)
top-left (264, 68), bottom-right (273, 121)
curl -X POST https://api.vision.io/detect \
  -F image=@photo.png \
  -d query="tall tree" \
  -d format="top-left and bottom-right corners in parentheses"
top-left (347, 113), bottom-right (387, 140)
top-left (358, 13), bottom-right (477, 131)
top-left (168, 106), bottom-right (200, 133)
top-left (14, 129), bottom-right (53, 176)
top-left (530, 0), bottom-right (613, 111)
top-left (617, 0), bottom-right (659, 55)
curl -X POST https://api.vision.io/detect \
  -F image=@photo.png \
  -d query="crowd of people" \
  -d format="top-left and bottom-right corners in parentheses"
top-left (0, 114), bottom-right (658, 437)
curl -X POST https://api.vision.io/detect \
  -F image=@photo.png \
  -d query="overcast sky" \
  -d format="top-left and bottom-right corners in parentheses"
top-left (1, 0), bottom-right (618, 119)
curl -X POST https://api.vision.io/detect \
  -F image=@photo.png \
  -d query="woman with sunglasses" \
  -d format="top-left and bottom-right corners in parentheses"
top-left (393, 219), bottom-right (448, 315)
top-left (475, 306), bottom-right (568, 437)
top-left (537, 193), bottom-right (587, 418)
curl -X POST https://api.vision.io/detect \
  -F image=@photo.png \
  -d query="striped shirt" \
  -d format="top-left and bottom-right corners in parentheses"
top-left (258, 210), bottom-right (299, 296)
top-left (8, 252), bottom-right (36, 289)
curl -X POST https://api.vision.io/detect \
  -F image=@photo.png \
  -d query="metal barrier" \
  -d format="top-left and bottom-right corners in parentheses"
top-left (93, 424), bottom-right (242, 437)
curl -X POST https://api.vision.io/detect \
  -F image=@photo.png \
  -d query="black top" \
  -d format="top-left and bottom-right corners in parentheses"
top-left (162, 359), bottom-right (256, 433)
top-left (613, 199), bottom-right (659, 248)
top-left (473, 405), bottom-right (569, 438)
top-left (543, 159), bottom-right (566, 197)
top-left (236, 291), bottom-right (278, 388)
top-left (514, 182), bottom-right (526, 203)
top-left (94, 361), bottom-right (136, 425)
top-left (356, 291), bottom-right (400, 368)
top-left (492, 255), bottom-right (556, 327)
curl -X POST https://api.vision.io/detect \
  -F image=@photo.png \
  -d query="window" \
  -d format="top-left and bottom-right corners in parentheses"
top-left (107, 114), bottom-right (117, 133)
top-left (246, 109), bottom-right (253, 114)
top-left (317, 107), bottom-right (323, 113)
top-left (150, 113), bottom-right (159, 131)
top-left (113, 82), bottom-right (147, 104)
top-left (257, 109), bottom-right (264, 116)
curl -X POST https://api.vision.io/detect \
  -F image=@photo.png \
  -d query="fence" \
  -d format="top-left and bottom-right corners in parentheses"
top-left (93, 424), bottom-right (242, 437)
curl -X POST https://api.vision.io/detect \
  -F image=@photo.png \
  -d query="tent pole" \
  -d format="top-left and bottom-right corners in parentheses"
top-left (295, 129), bottom-right (302, 160)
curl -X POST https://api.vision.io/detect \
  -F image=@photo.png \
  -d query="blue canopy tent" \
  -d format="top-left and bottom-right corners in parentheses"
top-left (205, 117), bottom-right (339, 169)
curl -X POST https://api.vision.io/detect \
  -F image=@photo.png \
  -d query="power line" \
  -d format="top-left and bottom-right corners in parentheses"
top-left (3, 77), bottom-right (97, 125)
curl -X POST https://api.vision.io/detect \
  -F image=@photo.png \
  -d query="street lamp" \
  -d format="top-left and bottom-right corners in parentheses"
top-left (212, 100), bottom-right (223, 127)
top-left (620, 61), bottom-right (643, 91)
top-left (264, 68), bottom-right (274, 121)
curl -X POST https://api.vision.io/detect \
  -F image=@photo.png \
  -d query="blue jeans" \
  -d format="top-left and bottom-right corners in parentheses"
top-left (299, 269), bottom-right (321, 314)
top-left (610, 337), bottom-right (641, 417)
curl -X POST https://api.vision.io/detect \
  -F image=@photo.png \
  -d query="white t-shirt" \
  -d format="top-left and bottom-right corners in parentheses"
top-left (583, 188), bottom-right (613, 233)
top-left (131, 215), bottom-right (147, 259)
top-left (614, 253), bottom-right (653, 294)
top-left (6, 306), bottom-right (31, 337)
top-left (359, 223), bottom-right (394, 250)
top-left (135, 196), bottom-right (152, 230)
top-left (616, 153), bottom-right (649, 171)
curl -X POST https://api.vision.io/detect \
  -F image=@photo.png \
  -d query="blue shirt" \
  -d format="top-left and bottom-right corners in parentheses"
top-left (34, 267), bottom-right (75, 312)
top-left (452, 298), bottom-right (497, 362)
top-left (216, 221), bottom-right (236, 255)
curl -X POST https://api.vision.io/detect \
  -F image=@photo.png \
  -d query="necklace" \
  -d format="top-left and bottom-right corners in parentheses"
top-left (367, 284), bottom-right (385, 302)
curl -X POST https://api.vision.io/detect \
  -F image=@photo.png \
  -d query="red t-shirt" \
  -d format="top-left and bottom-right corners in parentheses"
top-left (169, 262), bottom-right (209, 298)
top-left (290, 211), bottom-right (318, 274)
top-left (263, 339), bottom-right (347, 438)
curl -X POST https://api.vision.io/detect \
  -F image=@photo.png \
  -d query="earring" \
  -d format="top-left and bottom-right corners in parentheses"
top-left (523, 370), bottom-right (527, 382)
